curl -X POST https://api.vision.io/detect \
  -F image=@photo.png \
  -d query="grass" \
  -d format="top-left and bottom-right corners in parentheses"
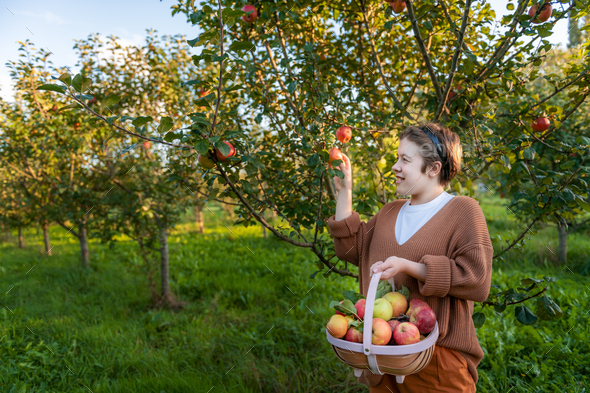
top-left (0, 194), bottom-right (588, 392)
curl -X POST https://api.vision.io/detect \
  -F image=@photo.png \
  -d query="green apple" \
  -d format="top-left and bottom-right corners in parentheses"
top-left (373, 298), bottom-right (393, 321)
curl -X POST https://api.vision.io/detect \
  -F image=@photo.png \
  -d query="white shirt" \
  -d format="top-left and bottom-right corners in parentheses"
top-left (395, 191), bottom-right (455, 245)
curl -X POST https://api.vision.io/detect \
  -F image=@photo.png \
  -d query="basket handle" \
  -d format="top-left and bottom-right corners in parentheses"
top-left (362, 271), bottom-right (396, 358)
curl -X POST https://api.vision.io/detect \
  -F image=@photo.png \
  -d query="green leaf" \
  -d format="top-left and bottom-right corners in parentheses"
top-left (375, 280), bottom-right (392, 299)
top-left (536, 296), bottom-right (563, 321)
top-left (494, 303), bottom-right (507, 313)
top-left (157, 116), bottom-right (174, 133)
top-left (194, 139), bottom-right (210, 155)
top-left (58, 73), bottom-right (72, 86)
top-left (423, 21), bottom-right (433, 31)
top-left (576, 199), bottom-right (590, 213)
top-left (543, 276), bottom-right (558, 283)
top-left (399, 285), bottom-right (410, 301)
top-left (36, 84), bottom-right (66, 94)
top-left (71, 74), bottom-right (93, 93)
top-left (121, 115), bottom-right (136, 122)
top-left (101, 94), bottom-right (121, 108)
top-left (521, 278), bottom-right (544, 286)
top-left (342, 290), bottom-right (364, 305)
top-left (57, 103), bottom-right (81, 112)
top-left (132, 116), bottom-right (153, 127)
top-left (309, 270), bottom-right (319, 279)
top-left (214, 140), bottom-right (230, 157)
top-left (472, 312), bottom-right (485, 328)
top-left (515, 305), bottom-right (538, 325)
top-left (331, 299), bottom-right (357, 316)
top-left (229, 41), bottom-right (256, 52)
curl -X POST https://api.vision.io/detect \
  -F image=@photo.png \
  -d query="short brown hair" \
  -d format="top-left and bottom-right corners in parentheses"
top-left (398, 122), bottom-right (462, 189)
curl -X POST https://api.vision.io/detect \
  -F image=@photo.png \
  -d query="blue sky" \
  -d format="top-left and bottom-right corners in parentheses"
top-left (0, 1), bottom-right (570, 102)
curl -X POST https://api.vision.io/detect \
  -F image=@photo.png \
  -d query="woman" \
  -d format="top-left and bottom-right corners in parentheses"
top-left (327, 122), bottom-right (493, 392)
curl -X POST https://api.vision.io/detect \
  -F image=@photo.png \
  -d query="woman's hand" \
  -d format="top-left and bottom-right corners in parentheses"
top-left (333, 152), bottom-right (352, 192)
top-left (370, 256), bottom-right (408, 281)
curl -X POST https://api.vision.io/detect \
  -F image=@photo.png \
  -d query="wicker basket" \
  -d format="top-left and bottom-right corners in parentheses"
top-left (326, 271), bottom-right (439, 383)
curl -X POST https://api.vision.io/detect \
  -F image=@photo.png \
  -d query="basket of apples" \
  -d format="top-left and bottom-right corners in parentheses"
top-left (325, 271), bottom-right (439, 384)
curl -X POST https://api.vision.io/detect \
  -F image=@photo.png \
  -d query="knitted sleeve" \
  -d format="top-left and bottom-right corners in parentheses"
top-left (327, 204), bottom-right (389, 268)
top-left (417, 199), bottom-right (494, 302)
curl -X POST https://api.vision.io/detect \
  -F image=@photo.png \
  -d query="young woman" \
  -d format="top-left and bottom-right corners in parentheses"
top-left (328, 122), bottom-right (493, 392)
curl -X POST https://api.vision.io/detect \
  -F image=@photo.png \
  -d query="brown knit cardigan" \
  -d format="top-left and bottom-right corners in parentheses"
top-left (327, 196), bottom-right (494, 385)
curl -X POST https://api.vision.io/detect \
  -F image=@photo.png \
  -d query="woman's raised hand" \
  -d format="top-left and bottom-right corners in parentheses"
top-left (333, 153), bottom-right (352, 192)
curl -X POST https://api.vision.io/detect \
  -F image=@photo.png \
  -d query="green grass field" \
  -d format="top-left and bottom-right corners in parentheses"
top-left (1, 194), bottom-right (588, 392)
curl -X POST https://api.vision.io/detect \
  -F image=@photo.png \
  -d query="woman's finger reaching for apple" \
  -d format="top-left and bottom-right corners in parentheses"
top-left (333, 153), bottom-right (352, 192)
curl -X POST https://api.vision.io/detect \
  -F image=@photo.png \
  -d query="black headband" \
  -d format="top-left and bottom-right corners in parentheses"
top-left (421, 126), bottom-right (447, 167)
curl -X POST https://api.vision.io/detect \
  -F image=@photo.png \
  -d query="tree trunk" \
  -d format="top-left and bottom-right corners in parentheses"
top-left (195, 205), bottom-right (204, 234)
top-left (557, 219), bottom-right (568, 265)
top-left (18, 227), bottom-right (24, 248)
top-left (158, 222), bottom-right (171, 303)
top-left (79, 223), bottom-right (89, 268)
top-left (42, 223), bottom-right (52, 256)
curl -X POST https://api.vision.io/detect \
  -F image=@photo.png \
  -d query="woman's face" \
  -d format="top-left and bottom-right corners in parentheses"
top-left (392, 138), bottom-right (427, 196)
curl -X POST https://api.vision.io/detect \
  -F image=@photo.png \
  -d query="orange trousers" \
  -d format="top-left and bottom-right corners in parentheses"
top-left (368, 346), bottom-right (476, 393)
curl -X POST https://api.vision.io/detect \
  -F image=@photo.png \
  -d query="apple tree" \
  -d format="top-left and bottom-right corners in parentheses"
top-left (41, 0), bottom-right (590, 324)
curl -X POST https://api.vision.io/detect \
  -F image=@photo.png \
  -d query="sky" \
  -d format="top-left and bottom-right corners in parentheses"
top-left (0, 0), bottom-right (571, 103)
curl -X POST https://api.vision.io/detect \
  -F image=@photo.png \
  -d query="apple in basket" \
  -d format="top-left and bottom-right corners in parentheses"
top-left (344, 326), bottom-right (363, 343)
top-left (373, 298), bottom-right (393, 321)
top-left (326, 315), bottom-right (349, 339)
top-left (410, 306), bottom-right (437, 334)
top-left (382, 291), bottom-right (408, 319)
top-left (407, 298), bottom-right (429, 319)
top-left (372, 318), bottom-right (393, 345)
top-left (386, 320), bottom-right (401, 345)
top-left (354, 298), bottom-right (366, 319)
top-left (393, 322), bottom-right (420, 345)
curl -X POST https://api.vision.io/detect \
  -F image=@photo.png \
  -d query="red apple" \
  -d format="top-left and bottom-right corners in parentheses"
top-left (393, 322), bottom-right (420, 345)
top-left (382, 292), bottom-right (408, 319)
top-left (531, 117), bottom-right (550, 132)
top-left (407, 299), bottom-right (429, 319)
top-left (215, 141), bottom-right (236, 162)
top-left (328, 147), bottom-right (343, 168)
top-left (198, 153), bottom-right (216, 169)
top-left (88, 97), bottom-right (97, 105)
top-left (500, 192), bottom-right (505, 199)
top-left (388, 1), bottom-right (406, 13)
top-left (326, 314), bottom-right (349, 339)
top-left (336, 126), bottom-right (352, 144)
top-left (344, 327), bottom-right (363, 343)
top-left (372, 318), bottom-right (392, 345)
top-left (241, 5), bottom-right (258, 23)
top-left (386, 320), bottom-right (401, 345)
top-left (528, 3), bottom-right (552, 23)
top-left (354, 298), bottom-right (366, 320)
top-left (143, 141), bottom-right (151, 149)
top-left (409, 306), bottom-right (437, 334)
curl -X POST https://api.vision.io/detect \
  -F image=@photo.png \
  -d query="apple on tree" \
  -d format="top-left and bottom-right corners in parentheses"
top-left (531, 117), bottom-right (550, 132)
top-left (198, 153), bottom-right (216, 169)
top-left (328, 147), bottom-right (343, 169)
top-left (336, 125), bottom-right (352, 144)
top-left (528, 3), bottom-right (552, 23)
top-left (387, 1), bottom-right (406, 14)
top-left (241, 5), bottom-right (258, 23)
top-left (215, 141), bottom-right (236, 162)
top-left (143, 141), bottom-right (151, 149)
